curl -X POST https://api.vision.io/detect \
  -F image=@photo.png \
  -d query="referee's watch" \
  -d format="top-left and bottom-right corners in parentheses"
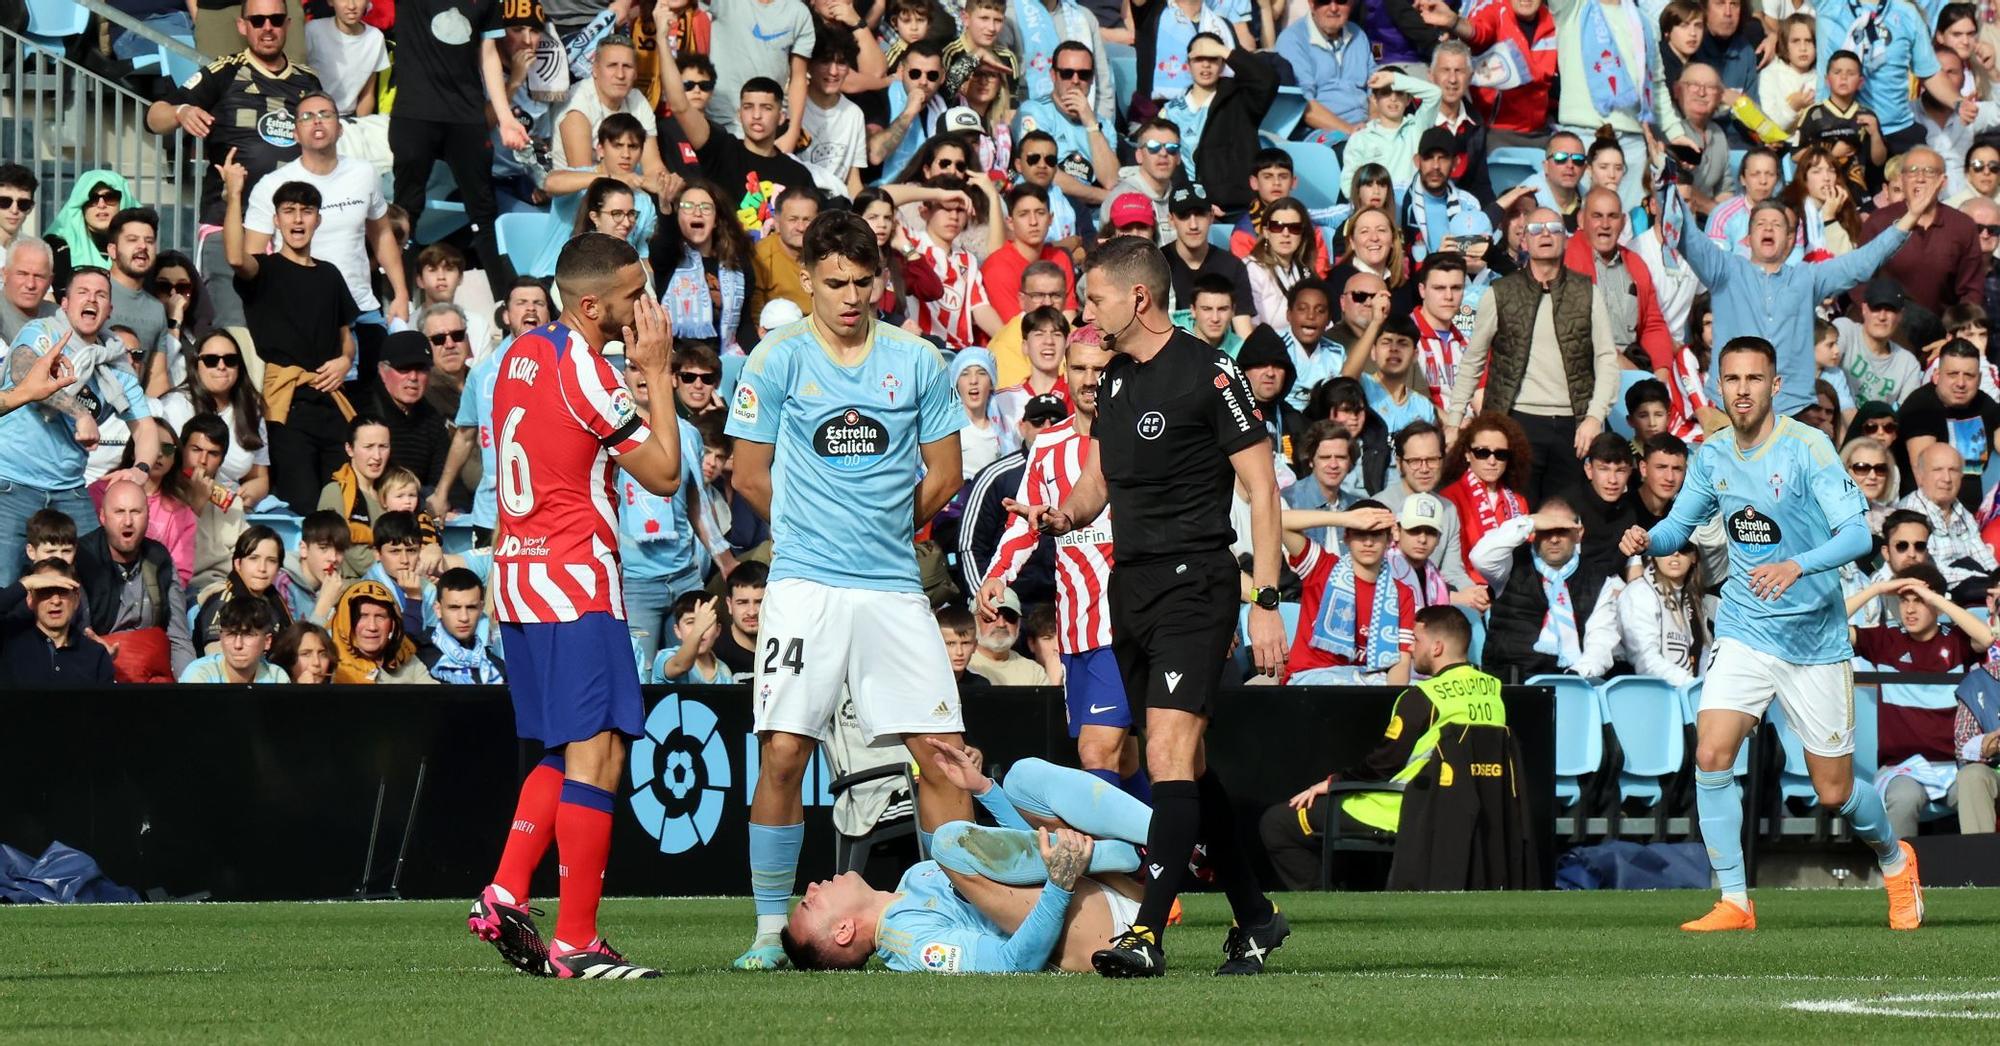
top-left (1251, 586), bottom-right (1281, 611)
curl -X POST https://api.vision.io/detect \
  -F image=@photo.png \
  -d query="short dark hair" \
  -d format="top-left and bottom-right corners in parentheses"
top-left (0, 162), bottom-right (36, 194)
top-left (740, 75), bottom-right (786, 104)
top-left (27, 557), bottom-right (77, 582)
top-left (1016, 130), bottom-right (1057, 156)
top-left (1004, 181), bottom-right (1050, 212)
top-left (218, 595), bottom-right (277, 636)
top-left (24, 508), bottom-right (76, 547)
top-left (598, 111), bottom-right (647, 143)
top-left (728, 560), bottom-right (770, 594)
top-left (800, 210), bottom-right (882, 272)
top-left (1418, 251), bottom-right (1466, 284)
top-left (1251, 146), bottom-right (1293, 175)
top-left (907, 36), bottom-right (948, 61)
top-left (935, 604), bottom-right (975, 635)
top-left (1051, 40), bottom-right (1093, 67)
top-left (107, 206), bottom-right (159, 240)
top-left (64, 265), bottom-right (109, 294)
top-left (669, 589), bottom-right (710, 620)
top-left (180, 411), bottom-right (230, 455)
top-left (1641, 431), bottom-right (1690, 461)
top-left (1718, 335), bottom-right (1778, 368)
top-left (673, 339), bottom-right (721, 373)
top-left (811, 28), bottom-right (860, 67)
top-left (679, 52), bottom-right (717, 79)
top-left (1893, 560), bottom-right (1950, 596)
top-left (1882, 508), bottom-right (1932, 538)
top-left (437, 567), bottom-right (484, 597)
top-left (1022, 305), bottom-right (1069, 337)
top-left (779, 926), bottom-right (860, 971)
top-left (1191, 273), bottom-right (1235, 303)
top-left (1285, 277), bottom-right (1330, 309)
top-left (1022, 601), bottom-right (1059, 639)
top-left (1585, 431), bottom-right (1635, 465)
top-left (416, 242), bottom-right (464, 272)
top-left (271, 181), bottom-right (322, 209)
top-left (1020, 259), bottom-right (1065, 291)
top-left (372, 510), bottom-right (423, 549)
top-left (1939, 337), bottom-right (1982, 362)
top-left (554, 231), bottom-right (641, 297)
top-left (775, 185), bottom-right (821, 216)
top-left (1626, 378), bottom-right (1671, 413)
top-left (1081, 234), bottom-right (1170, 305)
top-left (1313, 375), bottom-right (1367, 417)
top-left (1414, 604), bottom-right (1472, 652)
top-left (1299, 419), bottom-right (1353, 461)
top-left (233, 524), bottom-right (282, 563)
top-left (1394, 419), bottom-right (1443, 457)
top-left (1827, 49), bottom-right (1862, 71)
top-left (301, 509), bottom-right (353, 550)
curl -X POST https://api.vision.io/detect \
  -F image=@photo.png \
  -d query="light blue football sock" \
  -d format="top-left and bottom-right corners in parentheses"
top-left (1694, 768), bottom-right (1747, 900)
top-left (1000, 758), bottom-right (1152, 844)
top-left (748, 822), bottom-right (803, 929)
top-left (930, 821), bottom-right (1141, 885)
top-left (1839, 783), bottom-right (1904, 871)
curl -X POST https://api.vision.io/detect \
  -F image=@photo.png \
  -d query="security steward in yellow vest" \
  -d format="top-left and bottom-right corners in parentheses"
top-left (1257, 605), bottom-right (1505, 890)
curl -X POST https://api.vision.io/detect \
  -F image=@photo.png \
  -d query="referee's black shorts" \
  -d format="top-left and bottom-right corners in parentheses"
top-left (1108, 548), bottom-right (1238, 719)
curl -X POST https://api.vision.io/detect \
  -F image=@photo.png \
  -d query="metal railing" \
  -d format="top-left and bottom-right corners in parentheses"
top-left (73, 0), bottom-right (208, 66)
top-left (0, 24), bottom-right (202, 251)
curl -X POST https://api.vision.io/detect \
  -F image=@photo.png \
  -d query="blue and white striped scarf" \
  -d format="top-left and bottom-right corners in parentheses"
top-left (1532, 554), bottom-right (1583, 668)
top-left (1311, 556), bottom-right (1402, 669)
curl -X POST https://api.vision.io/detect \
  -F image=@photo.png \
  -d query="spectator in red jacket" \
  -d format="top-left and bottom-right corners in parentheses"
top-left (1564, 187), bottom-right (1676, 375)
top-left (1420, 0), bottom-right (1558, 147)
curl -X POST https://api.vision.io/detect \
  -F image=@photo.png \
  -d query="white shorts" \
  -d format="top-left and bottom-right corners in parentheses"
top-left (752, 578), bottom-right (964, 746)
top-left (1698, 637), bottom-right (1855, 757)
top-left (1094, 880), bottom-right (1140, 934)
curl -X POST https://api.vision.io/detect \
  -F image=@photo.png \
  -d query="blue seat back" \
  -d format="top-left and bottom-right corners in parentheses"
top-left (1852, 681), bottom-right (1880, 783)
top-left (1262, 86), bottom-right (1307, 141)
top-left (247, 512), bottom-right (304, 558)
top-left (1533, 674), bottom-right (1603, 800)
top-left (1276, 142), bottom-right (1341, 211)
top-left (1601, 676), bottom-right (1686, 802)
top-left (1486, 147), bottom-right (1542, 196)
top-left (1458, 605), bottom-right (1485, 666)
top-left (1763, 702), bottom-right (1819, 803)
top-left (1605, 371), bottom-right (1651, 439)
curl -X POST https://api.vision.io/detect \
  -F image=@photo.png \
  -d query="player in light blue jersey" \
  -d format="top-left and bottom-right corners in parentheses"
top-left (1621, 336), bottom-right (1926, 933)
top-left (783, 750), bottom-right (1159, 974)
top-left (724, 211), bottom-right (975, 969)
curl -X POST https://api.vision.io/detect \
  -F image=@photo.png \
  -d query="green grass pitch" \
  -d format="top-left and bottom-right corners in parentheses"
top-left (5, 889), bottom-right (1999, 1043)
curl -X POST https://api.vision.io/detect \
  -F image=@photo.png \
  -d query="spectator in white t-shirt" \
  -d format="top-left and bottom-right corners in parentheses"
top-left (799, 32), bottom-right (870, 198)
top-left (243, 92), bottom-right (410, 328)
top-left (553, 36), bottom-right (665, 174)
top-left (304, 0), bottom-right (389, 116)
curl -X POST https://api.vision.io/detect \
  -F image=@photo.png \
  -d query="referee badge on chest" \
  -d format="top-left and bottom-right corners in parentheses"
top-left (1137, 411), bottom-right (1166, 440)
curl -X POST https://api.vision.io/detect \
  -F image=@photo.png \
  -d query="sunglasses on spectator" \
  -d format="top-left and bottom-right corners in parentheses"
top-left (157, 280), bottom-right (195, 296)
top-left (1547, 152), bottom-right (1586, 165)
top-left (1891, 539), bottom-right (1928, 554)
top-left (1347, 291), bottom-right (1376, 304)
top-left (428, 329), bottom-right (468, 345)
top-left (1905, 164), bottom-right (1944, 178)
top-left (1848, 461), bottom-right (1890, 476)
top-left (1265, 220), bottom-right (1305, 235)
top-left (157, 442), bottom-right (178, 456)
top-left (1020, 152), bottom-right (1057, 167)
top-left (1523, 221), bottom-right (1564, 236)
top-left (1972, 160), bottom-right (2000, 173)
top-left (197, 353), bottom-right (241, 369)
top-left (1468, 446), bottom-right (1512, 462)
top-left (1863, 419), bottom-right (1898, 434)
top-left (931, 158), bottom-right (965, 171)
top-left (244, 12), bottom-right (286, 26)
top-left (682, 79), bottom-right (715, 92)
top-left (677, 370), bottom-right (718, 385)
top-left (1054, 67), bottom-right (1094, 82)
top-left (0, 195), bottom-right (31, 212)
top-left (87, 189), bottom-right (121, 206)
top-left (907, 67), bottom-right (942, 82)
top-left (1981, 224), bottom-right (2000, 238)
top-left (1139, 140), bottom-right (1182, 156)
top-left (678, 200), bottom-right (715, 215)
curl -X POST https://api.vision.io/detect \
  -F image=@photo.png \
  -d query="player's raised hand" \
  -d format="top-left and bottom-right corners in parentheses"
top-left (1747, 559), bottom-right (1804, 601)
top-left (624, 294), bottom-right (674, 375)
top-left (1037, 828), bottom-right (1094, 891)
top-left (1004, 497), bottom-right (1070, 535)
top-left (1618, 525), bottom-right (1652, 558)
top-left (923, 737), bottom-right (992, 793)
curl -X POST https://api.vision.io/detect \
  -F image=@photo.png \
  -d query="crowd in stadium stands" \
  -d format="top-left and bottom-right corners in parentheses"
top-left (4, 0), bottom-right (2000, 826)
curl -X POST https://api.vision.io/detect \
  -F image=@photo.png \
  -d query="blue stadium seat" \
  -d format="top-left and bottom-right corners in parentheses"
top-left (1763, 702), bottom-right (1822, 810)
top-left (1236, 601), bottom-right (1302, 676)
top-left (1458, 605), bottom-right (1485, 666)
top-left (441, 521), bottom-right (478, 555)
top-left (1107, 43), bottom-right (1137, 117)
top-left (1275, 141), bottom-right (1341, 211)
top-left (1600, 676), bottom-right (1685, 808)
top-left (26, 0), bottom-right (89, 39)
top-left (1261, 86), bottom-right (1307, 142)
top-left (1486, 147), bottom-right (1541, 196)
top-left (1208, 222), bottom-right (1234, 251)
top-left (1533, 673), bottom-right (1603, 806)
top-left (496, 211), bottom-right (563, 278)
top-left (1679, 680), bottom-right (1750, 775)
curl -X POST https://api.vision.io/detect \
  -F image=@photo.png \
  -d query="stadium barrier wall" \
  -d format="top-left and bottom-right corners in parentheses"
top-left (0, 685), bottom-right (1555, 901)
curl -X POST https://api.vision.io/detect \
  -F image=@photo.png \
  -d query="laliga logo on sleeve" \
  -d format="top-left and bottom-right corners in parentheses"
top-left (920, 942), bottom-right (962, 973)
top-left (732, 384), bottom-right (759, 424)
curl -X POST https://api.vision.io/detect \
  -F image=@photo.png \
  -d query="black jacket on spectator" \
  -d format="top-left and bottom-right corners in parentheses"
top-left (1567, 484), bottom-right (1638, 580)
top-left (366, 384), bottom-right (451, 492)
top-left (1482, 545), bottom-right (1616, 682)
top-left (1192, 50), bottom-right (1280, 213)
top-left (76, 530), bottom-right (179, 637)
top-left (0, 581), bottom-right (114, 687)
top-left (1350, 407), bottom-right (1394, 496)
top-left (1236, 325), bottom-right (1309, 461)
top-left (955, 451), bottom-right (1056, 608)
top-left (1387, 723), bottom-right (1538, 891)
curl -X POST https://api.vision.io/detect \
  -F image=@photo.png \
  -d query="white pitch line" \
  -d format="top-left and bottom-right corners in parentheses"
top-left (1786, 991), bottom-right (2000, 1020)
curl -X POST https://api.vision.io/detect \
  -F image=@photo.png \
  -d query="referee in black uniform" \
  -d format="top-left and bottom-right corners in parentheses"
top-left (1009, 237), bottom-right (1291, 977)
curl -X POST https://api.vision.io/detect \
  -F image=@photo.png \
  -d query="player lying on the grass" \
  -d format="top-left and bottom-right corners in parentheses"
top-left (781, 750), bottom-right (1249, 973)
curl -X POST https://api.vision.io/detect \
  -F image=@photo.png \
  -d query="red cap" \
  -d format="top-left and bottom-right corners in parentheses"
top-left (1109, 193), bottom-right (1155, 229)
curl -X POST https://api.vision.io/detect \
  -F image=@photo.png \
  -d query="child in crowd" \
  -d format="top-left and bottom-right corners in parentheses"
top-left (283, 510), bottom-right (352, 627)
top-left (304, 0), bottom-right (390, 117)
top-left (655, 591), bottom-right (734, 684)
top-left (943, 0), bottom-right (1020, 105)
top-left (412, 244), bottom-right (494, 350)
top-left (1922, 303), bottom-right (2000, 399)
top-left (270, 620), bottom-right (335, 684)
top-left (1757, 13), bottom-right (1819, 136)
top-left (882, 0), bottom-right (931, 66)
top-left (1797, 50), bottom-right (1888, 180)
top-left (364, 510), bottom-right (438, 639)
top-left (419, 567), bottom-right (505, 685)
top-left (22, 508), bottom-right (77, 566)
top-left (935, 605), bottom-right (989, 688)
top-left (1625, 379), bottom-right (1673, 455)
top-left (178, 597), bottom-right (288, 684)
top-left (376, 465), bottom-right (446, 560)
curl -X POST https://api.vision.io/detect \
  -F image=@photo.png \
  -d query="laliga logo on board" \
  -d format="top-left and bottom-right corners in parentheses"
top-left (629, 692), bottom-right (733, 855)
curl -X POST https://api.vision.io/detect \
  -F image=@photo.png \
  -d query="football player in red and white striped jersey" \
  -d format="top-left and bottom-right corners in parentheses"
top-left (980, 327), bottom-right (1146, 798)
top-left (469, 233), bottom-right (685, 982)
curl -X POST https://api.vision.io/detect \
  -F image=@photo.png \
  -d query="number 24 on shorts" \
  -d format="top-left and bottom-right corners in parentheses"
top-left (763, 637), bottom-right (804, 676)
